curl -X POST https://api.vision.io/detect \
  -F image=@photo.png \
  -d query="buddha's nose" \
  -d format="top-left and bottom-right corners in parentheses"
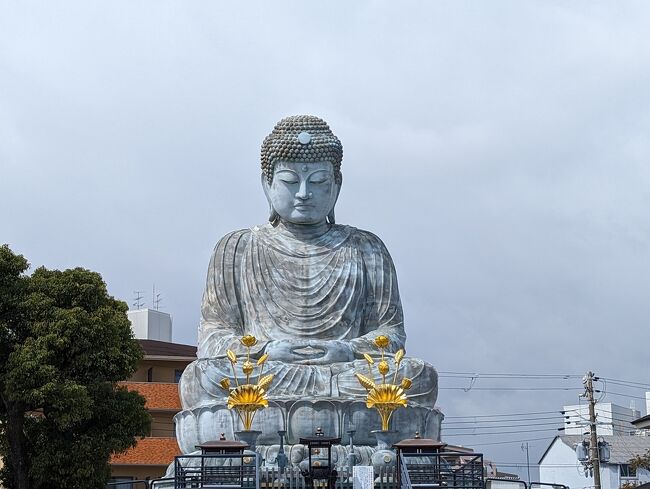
top-left (296, 181), bottom-right (311, 200)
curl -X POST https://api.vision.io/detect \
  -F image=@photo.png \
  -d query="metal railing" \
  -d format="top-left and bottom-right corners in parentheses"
top-left (174, 453), bottom-right (261, 489)
top-left (399, 452), bottom-right (485, 489)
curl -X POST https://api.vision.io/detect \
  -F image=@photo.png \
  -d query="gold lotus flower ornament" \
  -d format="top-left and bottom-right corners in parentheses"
top-left (374, 335), bottom-right (390, 349)
top-left (355, 335), bottom-right (412, 431)
top-left (217, 335), bottom-right (274, 431)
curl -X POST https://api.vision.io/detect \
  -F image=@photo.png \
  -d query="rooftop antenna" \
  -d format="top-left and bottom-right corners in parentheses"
top-left (133, 290), bottom-right (145, 309)
top-left (152, 284), bottom-right (162, 311)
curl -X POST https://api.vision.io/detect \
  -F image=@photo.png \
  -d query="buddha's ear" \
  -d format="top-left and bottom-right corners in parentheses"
top-left (327, 183), bottom-right (341, 224)
top-left (261, 173), bottom-right (272, 204)
top-left (261, 174), bottom-right (279, 225)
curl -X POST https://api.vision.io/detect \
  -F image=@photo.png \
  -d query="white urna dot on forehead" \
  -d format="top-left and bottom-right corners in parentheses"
top-left (297, 131), bottom-right (311, 145)
top-left (302, 165), bottom-right (308, 172)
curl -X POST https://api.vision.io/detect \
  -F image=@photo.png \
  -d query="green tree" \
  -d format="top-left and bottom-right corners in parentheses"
top-left (0, 245), bottom-right (151, 489)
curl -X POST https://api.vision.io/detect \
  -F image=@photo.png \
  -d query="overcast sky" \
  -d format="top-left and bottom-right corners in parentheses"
top-left (2, 0), bottom-right (650, 479)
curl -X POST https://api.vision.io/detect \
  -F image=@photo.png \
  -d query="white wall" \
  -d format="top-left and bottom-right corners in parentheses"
top-left (564, 404), bottom-right (640, 436)
top-left (539, 438), bottom-right (650, 489)
top-left (127, 308), bottom-right (172, 342)
top-left (539, 438), bottom-right (597, 489)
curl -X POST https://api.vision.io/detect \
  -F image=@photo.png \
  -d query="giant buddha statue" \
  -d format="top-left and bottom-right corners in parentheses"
top-left (176, 115), bottom-right (443, 467)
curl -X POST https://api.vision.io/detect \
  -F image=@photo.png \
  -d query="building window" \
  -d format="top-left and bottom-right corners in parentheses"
top-left (147, 367), bottom-right (153, 383)
top-left (174, 369), bottom-right (183, 383)
top-left (620, 464), bottom-right (637, 478)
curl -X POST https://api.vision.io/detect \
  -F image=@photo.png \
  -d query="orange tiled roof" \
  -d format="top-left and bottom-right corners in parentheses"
top-left (111, 437), bottom-right (180, 466)
top-left (121, 382), bottom-right (181, 411)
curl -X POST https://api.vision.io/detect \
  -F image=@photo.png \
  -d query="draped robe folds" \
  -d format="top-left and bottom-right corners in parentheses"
top-left (180, 224), bottom-right (438, 411)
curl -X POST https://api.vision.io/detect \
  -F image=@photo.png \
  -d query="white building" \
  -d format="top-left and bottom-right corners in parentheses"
top-left (631, 393), bottom-right (650, 431)
top-left (127, 308), bottom-right (173, 342)
top-left (563, 403), bottom-right (640, 436)
top-left (539, 435), bottom-right (650, 489)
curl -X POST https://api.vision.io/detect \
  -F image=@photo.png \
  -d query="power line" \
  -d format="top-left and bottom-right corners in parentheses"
top-left (444, 427), bottom-right (562, 436)
top-left (446, 409), bottom-right (584, 419)
top-left (601, 391), bottom-right (649, 401)
top-left (466, 436), bottom-right (556, 447)
top-left (439, 371), bottom-right (582, 378)
top-left (445, 415), bottom-right (563, 424)
top-left (441, 387), bottom-right (582, 391)
top-left (445, 421), bottom-right (562, 430)
top-left (599, 377), bottom-right (650, 389)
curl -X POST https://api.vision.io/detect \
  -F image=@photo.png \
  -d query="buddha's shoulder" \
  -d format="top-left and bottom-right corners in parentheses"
top-left (340, 225), bottom-right (391, 253)
top-left (212, 228), bottom-right (252, 252)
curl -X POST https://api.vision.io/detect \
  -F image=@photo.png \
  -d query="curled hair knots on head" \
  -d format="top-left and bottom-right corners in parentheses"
top-left (260, 115), bottom-right (343, 184)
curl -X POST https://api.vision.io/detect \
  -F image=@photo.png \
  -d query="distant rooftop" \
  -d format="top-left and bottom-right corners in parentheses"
top-left (121, 382), bottom-right (182, 411)
top-left (111, 437), bottom-right (180, 466)
top-left (540, 435), bottom-right (650, 465)
top-left (138, 339), bottom-right (196, 358)
top-left (632, 414), bottom-right (650, 429)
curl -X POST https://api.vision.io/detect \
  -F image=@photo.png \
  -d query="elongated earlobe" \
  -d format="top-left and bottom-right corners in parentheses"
top-left (326, 209), bottom-right (335, 225)
top-left (269, 208), bottom-right (280, 226)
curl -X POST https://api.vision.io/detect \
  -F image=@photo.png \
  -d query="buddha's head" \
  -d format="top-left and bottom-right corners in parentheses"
top-left (261, 115), bottom-right (342, 226)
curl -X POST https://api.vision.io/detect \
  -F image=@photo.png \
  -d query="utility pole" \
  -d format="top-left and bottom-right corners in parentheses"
top-left (584, 371), bottom-right (601, 489)
top-left (521, 442), bottom-right (531, 485)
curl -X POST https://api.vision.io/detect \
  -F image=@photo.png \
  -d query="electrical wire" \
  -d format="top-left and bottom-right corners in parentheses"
top-left (446, 410), bottom-right (568, 418)
top-left (440, 387), bottom-right (583, 391)
top-left (445, 415), bottom-right (563, 424)
top-left (599, 377), bottom-right (650, 389)
top-left (444, 421), bottom-right (562, 430)
top-left (438, 371), bottom-right (582, 378)
top-left (444, 427), bottom-right (562, 436)
top-left (600, 391), bottom-right (649, 401)
top-left (468, 436), bottom-right (556, 447)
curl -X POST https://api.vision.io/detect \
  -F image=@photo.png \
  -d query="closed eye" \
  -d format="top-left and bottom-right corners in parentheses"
top-left (276, 170), bottom-right (299, 184)
top-left (279, 176), bottom-right (299, 184)
top-left (308, 170), bottom-right (331, 184)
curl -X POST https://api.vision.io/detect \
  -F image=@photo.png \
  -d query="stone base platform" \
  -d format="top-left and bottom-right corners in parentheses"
top-left (175, 398), bottom-right (443, 468)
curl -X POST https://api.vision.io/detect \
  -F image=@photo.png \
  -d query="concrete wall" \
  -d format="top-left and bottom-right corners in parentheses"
top-left (540, 437), bottom-right (607, 489)
top-left (132, 361), bottom-right (185, 383)
top-left (151, 413), bottom-right (175, 438)
top-left (564, 404), bottom-right (640, 436)
top-left (127, 309), bottom-right (172, 342)
top-left (540, 438), bottom-right (650, 489)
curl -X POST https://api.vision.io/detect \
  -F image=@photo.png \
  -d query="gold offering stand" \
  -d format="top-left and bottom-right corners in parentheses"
top-left (354, 335), bottom-right (412, 432)
top-left (217, 335), bottom-right (274, 447)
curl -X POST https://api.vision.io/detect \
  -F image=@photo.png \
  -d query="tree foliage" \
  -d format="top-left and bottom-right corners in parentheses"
top-left (630, 448), bottom-right (650, 471)
top-left (0, 245), bottom-right (151, 489)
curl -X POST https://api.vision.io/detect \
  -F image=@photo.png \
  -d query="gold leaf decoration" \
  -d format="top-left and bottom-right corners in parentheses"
top-left (257, 353), bottom-right (269, 366)
top-left (355, 336), bottom-right (409, 431)
top-left (219, 378), bottom-right (231, 390)
top-left (355, 372), bottom-right (376, 391)
top-left (227, 350), bottom-right (237, 364)
top-left (366, 384), bottom-right (408, 409)
top-left (227, 384), bottom-right (268, 411)
top-left (395, 349), bottom-right (404, 364)
top-left (257, 374), bottom-right (274, 391)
